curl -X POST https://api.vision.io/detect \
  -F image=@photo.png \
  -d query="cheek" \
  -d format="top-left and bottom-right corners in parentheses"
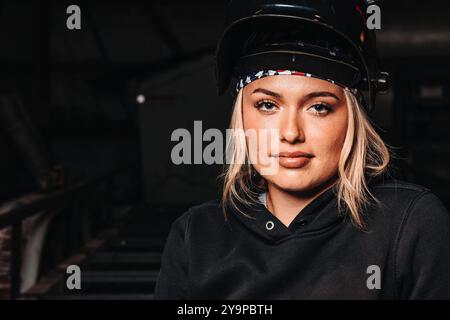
top-left (243, 104), bottom-right (278, 131)
top-left (307, 115), bottom-right (348, 161)
top-left (243, 105), bottom-right (264, 166)
top-left (243, 104), bottom-right (280, 158)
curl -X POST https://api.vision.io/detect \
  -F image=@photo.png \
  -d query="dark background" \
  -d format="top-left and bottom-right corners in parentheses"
top-left (1, 0), bottom-right (450, 299)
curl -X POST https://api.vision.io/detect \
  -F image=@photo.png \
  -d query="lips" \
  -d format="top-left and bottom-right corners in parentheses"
top-left (273, 151), bottom-right (314, 169)
top-left (277, 151), bottom-right (314, 158)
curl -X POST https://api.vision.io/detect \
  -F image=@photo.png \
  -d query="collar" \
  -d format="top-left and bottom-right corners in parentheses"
top-left (229, 185), bottom-right (344, 243)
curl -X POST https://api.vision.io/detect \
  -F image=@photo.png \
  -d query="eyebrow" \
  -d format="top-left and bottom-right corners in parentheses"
top-left (251, 88), bottom-right (341, 101)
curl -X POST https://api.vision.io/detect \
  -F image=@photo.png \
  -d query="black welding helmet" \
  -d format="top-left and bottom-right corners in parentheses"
top-left (215, 0), bottom-right (389, 111)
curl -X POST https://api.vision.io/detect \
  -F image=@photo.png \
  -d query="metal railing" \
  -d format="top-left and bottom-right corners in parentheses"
top-left (0, 164), bottom-right (134, 299)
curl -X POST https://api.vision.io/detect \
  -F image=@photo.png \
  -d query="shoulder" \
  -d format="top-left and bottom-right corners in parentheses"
top-left (369, 177), bottom-right (435, 209)
top-left (368, 177), bottom-right (449, 232)
top-left (383, 181), bottom-right (450, 298)
top-left (370, 177), bottom-right (430, 194)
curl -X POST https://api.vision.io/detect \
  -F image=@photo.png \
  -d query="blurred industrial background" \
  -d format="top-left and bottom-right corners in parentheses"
top-left (0, 0), bottom-right (449, 299)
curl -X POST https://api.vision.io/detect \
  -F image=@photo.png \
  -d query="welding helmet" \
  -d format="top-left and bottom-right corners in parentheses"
top-left (215, 0), bottom-right (389, 111)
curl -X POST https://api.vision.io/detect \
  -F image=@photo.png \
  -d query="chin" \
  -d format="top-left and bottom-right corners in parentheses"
top-left (265, 168), bottom-right (334, 192)
top-left (268, 174), bottom-right (316, 192)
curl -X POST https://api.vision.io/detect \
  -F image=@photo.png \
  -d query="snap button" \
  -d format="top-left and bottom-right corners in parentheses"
top-left (297, 219), bottom-right (308, 227)
top-left (265, 220), bottom-right (275, 231)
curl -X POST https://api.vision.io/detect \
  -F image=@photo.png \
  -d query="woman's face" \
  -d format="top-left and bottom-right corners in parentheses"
top-left (242, 75), bottom-right (348, 192)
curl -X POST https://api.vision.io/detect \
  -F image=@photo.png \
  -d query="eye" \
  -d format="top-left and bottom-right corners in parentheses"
top-left (308, 103), bottom-right (332, 116)
top-left (255, 100), bottom-right (278, 113)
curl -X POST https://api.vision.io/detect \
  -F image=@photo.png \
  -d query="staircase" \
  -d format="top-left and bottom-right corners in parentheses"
top-left (22, 204), bottom-right (188, 300)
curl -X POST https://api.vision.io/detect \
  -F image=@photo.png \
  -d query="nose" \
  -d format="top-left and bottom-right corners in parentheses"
top-left (279, 107), bottom-right (304, 144)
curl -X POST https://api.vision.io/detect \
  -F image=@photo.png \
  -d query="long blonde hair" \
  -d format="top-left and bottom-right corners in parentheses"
top-left (220, 87), bottom-right (390, 230)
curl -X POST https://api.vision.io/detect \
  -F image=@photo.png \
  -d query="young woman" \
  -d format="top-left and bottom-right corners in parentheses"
top-left (154, 0), bottom-right (450, 299)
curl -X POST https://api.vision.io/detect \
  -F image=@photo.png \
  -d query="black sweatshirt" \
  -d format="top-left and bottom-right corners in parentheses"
top-left (154, 178), bottom-right (450, 299)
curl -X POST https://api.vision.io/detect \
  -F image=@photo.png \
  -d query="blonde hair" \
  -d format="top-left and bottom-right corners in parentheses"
top-left (220, 87), bottom-right (390, 230)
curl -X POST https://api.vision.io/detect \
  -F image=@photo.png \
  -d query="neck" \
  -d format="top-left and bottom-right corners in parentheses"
top-left (266, 177), bottom-right (337, 228)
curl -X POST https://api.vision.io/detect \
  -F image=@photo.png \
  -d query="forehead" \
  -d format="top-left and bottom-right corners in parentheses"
top-left (243, 74), bottom-right (344, 96)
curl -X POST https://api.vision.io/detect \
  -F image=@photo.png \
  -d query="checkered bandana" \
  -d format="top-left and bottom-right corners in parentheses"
top-left (235, 69), bottom-right (351, 92)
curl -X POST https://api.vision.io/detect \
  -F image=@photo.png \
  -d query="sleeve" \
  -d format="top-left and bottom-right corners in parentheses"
top-left (395, 191), bottom-right (450, 299)
top-left (153, 210), bottom-right (191, 300)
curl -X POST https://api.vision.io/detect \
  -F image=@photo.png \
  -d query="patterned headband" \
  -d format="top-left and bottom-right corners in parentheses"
top-left (235, 69), bottom-right (354, 93)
